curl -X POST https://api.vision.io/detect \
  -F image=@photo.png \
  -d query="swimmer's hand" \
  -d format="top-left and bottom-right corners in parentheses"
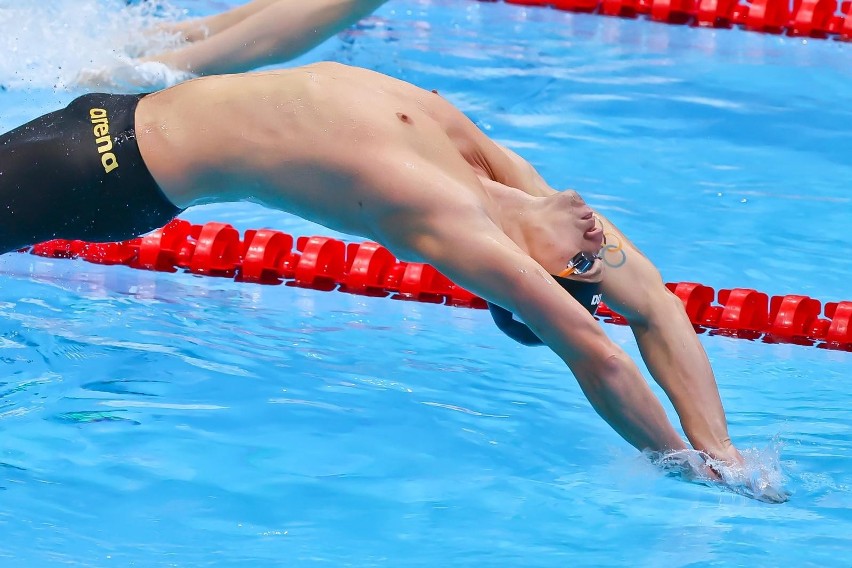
top-left (650, 448), bottom-right (791, 504)
top-left (708, 457), bottom-right (792, 504)
top-left (73, 58), bottom-right (194, 93)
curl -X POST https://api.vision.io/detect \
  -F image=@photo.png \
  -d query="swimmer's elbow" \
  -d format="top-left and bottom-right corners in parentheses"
top-left (567, 350), bottom-right (645, 415)
top-left (518, 305), bottom-right (620, 368)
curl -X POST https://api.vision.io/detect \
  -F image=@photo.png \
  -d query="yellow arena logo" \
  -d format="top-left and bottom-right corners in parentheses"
top-left (89, 108), bottom-right (119, 173)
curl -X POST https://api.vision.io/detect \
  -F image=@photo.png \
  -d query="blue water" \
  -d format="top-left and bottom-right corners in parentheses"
top-left (1, 0), bottom-right (851, 566)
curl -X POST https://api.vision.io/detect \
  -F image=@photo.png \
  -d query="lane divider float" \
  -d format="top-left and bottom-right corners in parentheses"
top-left (19, 219), bottom-right (852, 352)
top-left (477, 0), bottom-right (852, 41)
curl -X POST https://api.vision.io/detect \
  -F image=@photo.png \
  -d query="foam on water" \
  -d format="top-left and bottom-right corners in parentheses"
top-left (0, 0), bottom-right (188, 91)
top-left (647, 437), bottom-right (791, 504)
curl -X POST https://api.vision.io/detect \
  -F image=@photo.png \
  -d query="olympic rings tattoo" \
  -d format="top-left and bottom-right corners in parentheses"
top-left (594, 215), bottom-right (627, 269)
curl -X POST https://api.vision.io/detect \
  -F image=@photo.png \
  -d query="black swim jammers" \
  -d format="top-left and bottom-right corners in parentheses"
top-left (0, 93), bottom-right (182, 254)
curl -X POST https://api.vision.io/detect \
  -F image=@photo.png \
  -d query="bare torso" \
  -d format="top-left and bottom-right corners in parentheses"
top-left (136, 63), bottom-right (505, 257)
top-left (136, 62), bottom-right (599, 270)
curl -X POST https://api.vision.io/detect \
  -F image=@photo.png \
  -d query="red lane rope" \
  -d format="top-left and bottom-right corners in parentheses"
top-left (476, 0), bottom-right (852, 41)
top-left (18, 219), bottom-right (852, 352)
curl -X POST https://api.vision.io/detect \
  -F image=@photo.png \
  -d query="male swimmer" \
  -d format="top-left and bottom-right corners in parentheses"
top-left (0, 62), bottom-right (788, 502)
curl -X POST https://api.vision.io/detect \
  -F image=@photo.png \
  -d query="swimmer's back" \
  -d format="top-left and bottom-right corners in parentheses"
top-left (137, 62), bottom-right (466, 174)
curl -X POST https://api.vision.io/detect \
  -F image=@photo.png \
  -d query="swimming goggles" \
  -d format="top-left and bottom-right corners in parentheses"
top-left (556, 251), bottom-right (598, 278)
top-left (487, 253), bottom-right (603, 346)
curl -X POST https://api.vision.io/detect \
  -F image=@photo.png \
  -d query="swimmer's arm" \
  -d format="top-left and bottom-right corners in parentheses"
top-left (147, 0), bottom-right (389, 75)
top-left (490, 142), bottom-right (556, 198)
top-left (593, 214), bottom-right (744, 465)
top-left (160, 0), bottom-right (282, 42)
top-left (416, 225), bottom-right (688, 453)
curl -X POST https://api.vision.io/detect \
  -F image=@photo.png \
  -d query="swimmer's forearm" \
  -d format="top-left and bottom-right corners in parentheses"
top-left (630, 294), bottom-right (743, 463)
top-left (158, 0), bottom-right (281, 42)
top-left (193, 0), bottom-right (282, 34)
top-left (504, 280), bottom-right (686, 453)
top-left (150, 0), bottom-right (388, 75)
top-left (428, 234), bottom-right (685, 455)
top-left (569, 352), bottom-right (688, 453)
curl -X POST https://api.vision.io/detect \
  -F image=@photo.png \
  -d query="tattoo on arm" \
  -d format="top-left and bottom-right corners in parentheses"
top-left (595, 215), bottom-right (627, 269)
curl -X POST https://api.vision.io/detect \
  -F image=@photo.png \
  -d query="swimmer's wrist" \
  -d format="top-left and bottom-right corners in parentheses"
top-left (699, 441), bottom-right (744, 467)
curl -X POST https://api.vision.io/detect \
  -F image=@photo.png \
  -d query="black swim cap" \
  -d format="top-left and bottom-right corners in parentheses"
top-left (487, 275), bottom-right (602, 346)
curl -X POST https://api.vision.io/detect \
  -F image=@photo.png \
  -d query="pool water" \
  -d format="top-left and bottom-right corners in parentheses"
top-left (1, 0), bottom-right (850, 566)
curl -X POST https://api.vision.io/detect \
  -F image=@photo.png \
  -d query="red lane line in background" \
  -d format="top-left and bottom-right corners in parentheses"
top-left (476, 0), bottom-right (852, 42)
top-left (19, 219), bottom-right (852, 351)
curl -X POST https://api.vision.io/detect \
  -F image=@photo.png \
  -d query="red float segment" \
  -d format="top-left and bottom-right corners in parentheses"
top-left (239, 229), bottom-right (295, 284)
top-left (596, 301), bottom-right (614, 317)
top-left (394, 262), bottom-right (452, 304)
top-left (31, 239), bottom-right (86, 260)
top-left (446, 285), bottom-right (489, 309)
top-left (134, 219), bottom-right (193, 272)
top-left (552, 0), bottom-right (601, 12)
top-left (695, 0), bottom-right (741, 27)
top-left (741, 0), bottom-right (791, 33)
top-left (824, 301), bottom-right (852, 344)
top-left (600, 0), bottom-right (643, 17)
top-left (649, 0), bottom-right (697, 23)
top-left (808, 318), bottom-right (832, 340)
top-left (186, 222), bottom-right (242, 276)
top-left (665, 282), bottom-right (719, 325)
top-left (604, 312), bottom-right (631, 325)
top-left (291, 236), bottom-right (347, 291)
top-left (77, 242), bottom-right (136, 265)
top-left (596, 301), bottom-right (630, 325)
top-left (340, 242), bottom-right (396, 297)
top-left (833, 0), bottom-right (852, 37)
top-left (716, 288), bottom-right (769, 332)
top-left (767, 294), bottom-right (823, 338)
top-left (788, 0), bottom-right (838, 37)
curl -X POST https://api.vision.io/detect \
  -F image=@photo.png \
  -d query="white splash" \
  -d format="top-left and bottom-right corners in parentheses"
top-left (0, 0), bottom-right (187, 91)
top-left (647, 437), bottom-right (791, 504)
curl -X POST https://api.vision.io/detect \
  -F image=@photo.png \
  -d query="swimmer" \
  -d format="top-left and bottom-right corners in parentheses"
top-left (75, 0), bottom-right (389, 91)
top-left (0, 62), bottom-right (786, 502)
